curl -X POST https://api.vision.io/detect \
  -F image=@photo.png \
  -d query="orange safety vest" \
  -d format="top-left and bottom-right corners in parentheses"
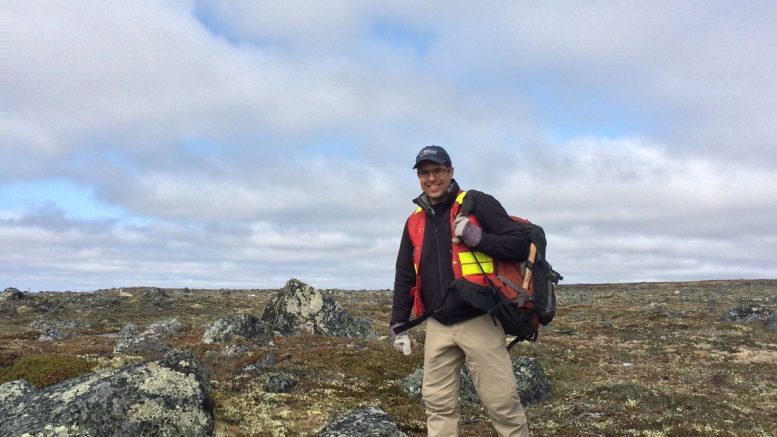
top-left (406, 191), bottom-right (498, 318)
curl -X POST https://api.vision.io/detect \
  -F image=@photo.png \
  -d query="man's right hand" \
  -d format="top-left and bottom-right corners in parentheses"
top-left (393, 333), bottom-right (412, 356)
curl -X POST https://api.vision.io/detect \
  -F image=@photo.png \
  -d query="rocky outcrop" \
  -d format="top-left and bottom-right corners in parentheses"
top-left (0, 350), bottom-right (213, 436)
top-left (261, 278), bottom-right (376, 339)
top-left (400, 356), bottom-right (551, 407)
top-left (317, 407), bottom-right (407, 437)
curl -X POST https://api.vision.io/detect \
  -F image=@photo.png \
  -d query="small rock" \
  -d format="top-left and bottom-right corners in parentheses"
top-left (113, 335), bottom-right (172, 359)
top-left (317, 406), bottom-right (407, 437)
top-left (142, 287), bottom-right (169, 300)
top-left (143, 318), bottom-right (184, 336)
top-left (222, 344), bottom-right (250, 357)
top-left (119, 323), bottom-right (139, 338)
top-left (400, 356), bottom-right (551, 407)
top-left (264, 374), bottom-right (296, 393)
top-left (240, 353), bottom-right (279, 373)
top-left (202, 314), bottom-right (266, 344)
top-left (38, 327), bottom-right (72, 342)
top-left (725, 303), bottom-right (774, 323)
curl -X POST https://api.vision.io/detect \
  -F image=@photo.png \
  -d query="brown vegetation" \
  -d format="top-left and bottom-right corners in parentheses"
top-left (1, 280), bottom-right (775, 436)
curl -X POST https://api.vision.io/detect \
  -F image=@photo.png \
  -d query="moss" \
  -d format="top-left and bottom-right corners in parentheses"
top-left (0, 354), bottom-right (95, 388)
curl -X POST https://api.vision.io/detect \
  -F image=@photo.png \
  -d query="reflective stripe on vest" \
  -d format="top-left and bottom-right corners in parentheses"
top-left (458, 251), bottom-right (494, 276)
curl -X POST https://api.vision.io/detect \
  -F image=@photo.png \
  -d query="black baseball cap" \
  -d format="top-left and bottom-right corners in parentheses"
top-left (413, 145), bottom-right (452, 169)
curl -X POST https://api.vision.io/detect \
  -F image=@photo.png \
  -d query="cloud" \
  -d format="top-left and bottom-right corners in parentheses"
top-left (2, 1), bottom-right (776, 291)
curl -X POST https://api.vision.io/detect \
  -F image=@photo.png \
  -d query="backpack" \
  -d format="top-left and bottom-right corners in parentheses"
top-left (451, 190), bottom-right (562, 350)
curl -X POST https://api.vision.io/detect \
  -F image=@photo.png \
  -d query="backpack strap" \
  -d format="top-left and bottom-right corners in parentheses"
top-left (458, 189), bottom-right (481, 218)
top-left (390, 287), bottom-right (452, 336)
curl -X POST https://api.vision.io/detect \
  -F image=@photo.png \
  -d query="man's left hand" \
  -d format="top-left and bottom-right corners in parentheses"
top-left (452, 215), bottom-right (482, 247)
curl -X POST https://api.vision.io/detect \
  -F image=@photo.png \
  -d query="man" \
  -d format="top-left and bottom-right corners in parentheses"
top-left (390, 145), bottom-right (531, 436)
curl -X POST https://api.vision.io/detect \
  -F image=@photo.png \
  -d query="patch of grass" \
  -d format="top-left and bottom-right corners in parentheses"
top-left (0, 353), bottom-right (95, 387)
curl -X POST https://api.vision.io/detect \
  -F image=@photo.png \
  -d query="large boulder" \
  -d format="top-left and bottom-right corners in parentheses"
top-left (401, 356), bottom-right (551, 407)
top-left (261, 278), bottom-right (376, 339)
top-left (317, 407), bottom-right (407, 437)
top-left (0, 350), bottom-right (213, 436)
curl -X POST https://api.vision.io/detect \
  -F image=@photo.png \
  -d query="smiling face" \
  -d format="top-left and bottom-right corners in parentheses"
top-left (416, 161), bottom-right (454, 204)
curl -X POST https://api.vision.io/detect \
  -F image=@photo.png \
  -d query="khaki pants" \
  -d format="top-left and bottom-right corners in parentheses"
top-left (422, 315), bottom-right (529, 437)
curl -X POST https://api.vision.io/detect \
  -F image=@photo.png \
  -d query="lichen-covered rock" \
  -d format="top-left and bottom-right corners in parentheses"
top-left (261, 278), bottom-right (376, 339)
top-left (400, 356), bottom-right (551, 407)
top-left (202, 314), bottom-right (267, 344)
top-left (511, 356), bottom-right (552, 405)
top-left (725, 303), bottom-right (774, 323)
top-left (317, 406), bottom-right (407, 436)
top-left (119, 323), bottom-right (139, 338)
top-left (264, 373), bottom-right (296, 393)
top-left (113, 335), bottom-right (172, 359)
top-left (142, 287), bottom-right (169, 300)
top-left (0, 350), bottom-right (213, 436)
top-left (221, 344), bottom-right (251, 357)
top-left (240, 353), bottom-right (279, 374)
top-left (2, 287), bottom-right (25, 300)
top-left (142, 318), bottom-right (184, 336)
top-left (31, 298), bottom-right (64, 314)
top-left (0, 379), bottom-right (35, 404)
top-left (37, 326), bottom-right (72, 342)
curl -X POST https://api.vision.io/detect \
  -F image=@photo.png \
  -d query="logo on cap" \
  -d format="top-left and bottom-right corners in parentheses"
top-left (419, 148), bottom-right (437, 157)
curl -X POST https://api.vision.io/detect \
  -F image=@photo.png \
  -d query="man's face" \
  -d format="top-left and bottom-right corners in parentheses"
top-left (416, 162), bottom-right (454, 204)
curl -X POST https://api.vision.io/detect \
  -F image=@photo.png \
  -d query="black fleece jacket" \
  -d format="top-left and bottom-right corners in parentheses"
top-left (390, 180), bottom-right (530, 326)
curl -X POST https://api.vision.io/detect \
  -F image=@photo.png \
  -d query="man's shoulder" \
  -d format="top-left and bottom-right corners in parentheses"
top-left (463, 189), bottom-right (500, 205)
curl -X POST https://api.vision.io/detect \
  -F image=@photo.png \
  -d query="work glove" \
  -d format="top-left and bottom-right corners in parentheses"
top-left (390, 323), bottom-right (412, 356)
top-left (394, 333), bottom-right (412, 356)
top-left (452, 215), bottom-right (482, 247)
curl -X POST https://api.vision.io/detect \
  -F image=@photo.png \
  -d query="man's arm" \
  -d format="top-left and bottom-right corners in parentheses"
top-left (470, 193), bottom-right (530, 261)
top-left (390, 221), bottom-right (415, 325)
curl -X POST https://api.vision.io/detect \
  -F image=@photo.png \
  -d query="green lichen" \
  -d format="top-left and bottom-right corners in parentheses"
top-left (138, 364), bottom-right (200, 398)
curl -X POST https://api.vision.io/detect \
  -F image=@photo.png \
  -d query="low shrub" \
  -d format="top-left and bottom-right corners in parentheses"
top-left (0, 354), bottom-right (94, 388)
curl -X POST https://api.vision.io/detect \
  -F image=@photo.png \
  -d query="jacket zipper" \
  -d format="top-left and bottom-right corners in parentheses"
top-left (432, 209), bottom-right (447, 296)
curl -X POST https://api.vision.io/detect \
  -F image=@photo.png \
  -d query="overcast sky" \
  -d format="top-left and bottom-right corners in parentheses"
top-left (3, 1), bottom-right (776, 292)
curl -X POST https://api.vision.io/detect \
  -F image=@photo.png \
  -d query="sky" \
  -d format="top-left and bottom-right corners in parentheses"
top-left (3, 1), bottom-right (776, 292)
